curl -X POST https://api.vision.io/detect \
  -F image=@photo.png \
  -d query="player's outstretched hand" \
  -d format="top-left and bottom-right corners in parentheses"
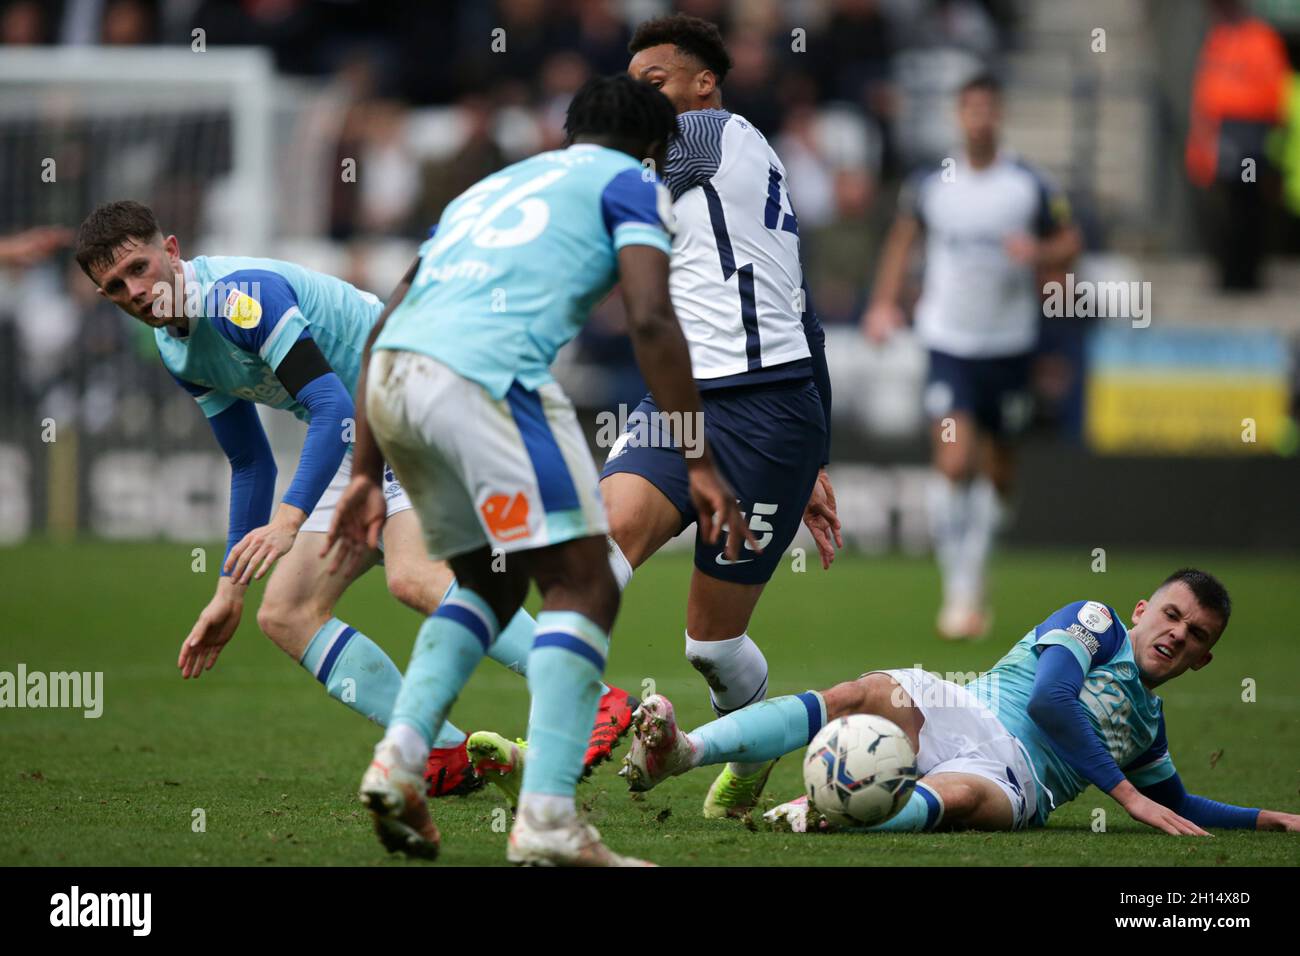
top-left (224, 515), bottom-right (300, 585)
top-left (861, 302), bottom-right (904, 345)
top-left (1124, 793), bottom-right (1211, 837)
top-left (803, 468), bottom-right (843, 569)
top-left (687, 455), bottom-right (759, 563)
top-left (323, 476), bottom-right (386, 576)
top-left (178, 591), bottom-right (242, 679)
top-left (1257, 810), bottom-right (1300, 832)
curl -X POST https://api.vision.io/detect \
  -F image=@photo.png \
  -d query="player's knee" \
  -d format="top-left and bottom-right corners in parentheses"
top-left (931, 777), bottom-right (981, 818)
top-left (385, 567), bottom-right (432, 615)
top-left (255, 598), bottom-right (315, 650)
top-left (858, 672), bottom-right (909, 713)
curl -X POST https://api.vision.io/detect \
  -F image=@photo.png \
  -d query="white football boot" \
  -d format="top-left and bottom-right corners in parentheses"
top-left (762, 794), bottom-right (832, 834)
top-left (358, 739), bottom-right (441, 859)
top-left (507, 809), bottom-right (653, 867)
top-left (618, 694), bottom-right (698, 792)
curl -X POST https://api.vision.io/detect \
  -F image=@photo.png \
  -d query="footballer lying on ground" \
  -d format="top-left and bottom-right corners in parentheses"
top-left (75, 202), bottom-right (638, 795)
top-left (478, 568), bottom-right (1300, 834)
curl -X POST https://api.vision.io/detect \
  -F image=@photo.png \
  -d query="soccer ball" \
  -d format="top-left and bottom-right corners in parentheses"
top-left (803, 714), bottom-right (918, 828)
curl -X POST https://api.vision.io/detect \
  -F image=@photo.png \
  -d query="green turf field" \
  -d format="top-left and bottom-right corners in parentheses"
top-left (1, 541), bottom-right (1297, 866)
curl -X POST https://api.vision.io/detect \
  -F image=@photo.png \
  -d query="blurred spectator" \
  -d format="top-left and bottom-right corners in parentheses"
top-left (101, 0), bottom-right (156, 44)
top-left (1186, 0), bottom-right (1291, 291)
top-left (2, 0), bottom-right (48, 44)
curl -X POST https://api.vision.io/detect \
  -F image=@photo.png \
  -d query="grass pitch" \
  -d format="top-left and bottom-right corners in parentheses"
top-left (1, 541), bottom-right (1297, 867)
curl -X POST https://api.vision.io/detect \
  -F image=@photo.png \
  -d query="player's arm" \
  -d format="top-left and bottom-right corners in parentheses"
top-left (617, 244), bottom-right (755, 560)
top-left (798, 278), bottom-right (841, 568)
top-left (206, 272), bottom-right (354, 583)
top-left (170, 375), bottom-right (276, 677)
top-left (1025, 602), bottom-right (1209, 836)
top-left (1005, 169), bottom-right (1081, 271)
top-left (1127, 720), bottom-right (1295, 831)
top-left (861, 211), bottom-right (920, 343)
top-left (322, 257), bottom-right (419, 573)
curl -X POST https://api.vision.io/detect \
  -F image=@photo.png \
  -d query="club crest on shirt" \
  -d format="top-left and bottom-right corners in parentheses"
top-left (1077, 601), bottom-right (1112, 634)
top-left (224, 289), bottom-right (263, 329)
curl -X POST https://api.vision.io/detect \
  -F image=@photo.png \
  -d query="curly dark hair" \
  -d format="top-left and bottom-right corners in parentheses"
top-left (564, 74), bottom-right (677, 151)
top-left (629, 14), bottom-right (732, 82)
top-left (75, 200), bottom-right (161, 280)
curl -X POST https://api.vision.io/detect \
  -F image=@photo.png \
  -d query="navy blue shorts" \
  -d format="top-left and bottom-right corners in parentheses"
top-left (600, 378), bottom-right (826, 585)
top-left (923, 349), bottom-right (1033, 438)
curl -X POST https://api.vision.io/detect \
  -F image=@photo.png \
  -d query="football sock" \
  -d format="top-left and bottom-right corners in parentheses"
top-left (386, 587), bottom-right (500, 763)
top-left (607, 537), bottom-right (634, 591)
top-left (442, 579), bottom-right (609, 696)
top-left (861, 781), bottom-right (944, 832)
top-left (685, 631), bottom-right (770, 775)
top-left (957, 477), bottom-right (1002, 605)
top-left (927, 472), bottom-right (974, 607)
top-left (687, 692), bottom-right (826, 767)
top-left (300, 618), bottom-right (469, 749)
top-left (520, 610), bottom-right (607, 802)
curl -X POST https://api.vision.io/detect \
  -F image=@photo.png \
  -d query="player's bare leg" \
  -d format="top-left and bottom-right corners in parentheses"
top-left (929, 411), bottom-right (987, 639)
top-left (377, 509), bottom-right (454, 616)
top-left (257, 530), bottom-right (376, 661)
top-left (820, 671), bottom-right (924, 753)
top-left (922, 772), bottom-right (1015, 830)
top-left (601, 470), bottom-right (683, 570)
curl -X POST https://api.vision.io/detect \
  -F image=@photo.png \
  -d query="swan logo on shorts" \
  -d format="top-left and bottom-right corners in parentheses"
top-left (480, 492), bottom-right (531, 542)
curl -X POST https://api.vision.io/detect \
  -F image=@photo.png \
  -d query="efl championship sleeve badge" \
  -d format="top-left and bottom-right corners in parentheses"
top-left (224, 289), bottom-right (263, 329)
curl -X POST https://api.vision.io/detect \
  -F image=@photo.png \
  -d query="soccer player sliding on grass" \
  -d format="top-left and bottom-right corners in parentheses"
top-left (326, 75), bottom-right (753, 866)
top-left (483, 569), bottom-right (1300, 835)
top-left (76, 201), bottom-right (638, 798)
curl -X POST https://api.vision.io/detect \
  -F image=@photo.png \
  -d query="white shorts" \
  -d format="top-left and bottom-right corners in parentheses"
top-left (870, 667), bottom-right (1039, 829)
top-left (365, 349), bottom-right (609, 561)
top-left (300, 449), bottom-right (413, 535)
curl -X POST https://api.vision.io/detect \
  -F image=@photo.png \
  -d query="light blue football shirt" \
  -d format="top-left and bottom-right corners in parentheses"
top-left (968, 600), bottom-right (1175, 824)
top-left (374, 143), bottom-right (674, 399)
top-left (155, 256), bottom-right (383, 420)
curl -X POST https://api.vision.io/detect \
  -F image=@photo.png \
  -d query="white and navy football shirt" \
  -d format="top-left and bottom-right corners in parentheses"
top-left (905, 152), bottom-right (1070, 359)
top-left (662, 108), bottom-right (815, 389)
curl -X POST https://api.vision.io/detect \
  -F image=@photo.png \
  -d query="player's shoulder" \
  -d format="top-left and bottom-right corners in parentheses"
top-left (1036, 599), bottom-right (1125, 661)
top-left (1000, 152), bottom-right (1060, 192)
top-left (676, 107), bottom-right (734, 138)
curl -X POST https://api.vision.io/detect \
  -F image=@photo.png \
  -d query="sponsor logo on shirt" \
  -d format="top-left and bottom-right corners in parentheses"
top-left (224, 289), bottom-right (263, 329)
top-left (1066, 622), bottom-right (1100, 656)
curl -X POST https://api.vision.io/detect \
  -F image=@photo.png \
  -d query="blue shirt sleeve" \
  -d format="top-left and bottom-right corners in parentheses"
top-left (206, 400), bottom-right (277, 571)
top-left (663, 109), bottom-right (729, 201)
top-left (207, 269), bottom-right (310, 371)
top-left (1138, 770), bottom-right (1260, 830)
top-left (282, 370), bottom-right (353, 515)
top-left (1032, 600), bottom-right (1126, 675)
top-left (601, 167), bottom-right (673, 255)
top-left (1027, 644), bottom-right (1127, 793)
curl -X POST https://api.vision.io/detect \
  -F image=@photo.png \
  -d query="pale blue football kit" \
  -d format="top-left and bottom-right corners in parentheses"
top-left (368, 143), bottom-right (674, 797)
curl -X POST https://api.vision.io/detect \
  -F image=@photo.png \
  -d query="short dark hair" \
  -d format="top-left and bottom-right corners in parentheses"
top-left (564, 74), bottom-right (677, 152)
top-left (75, 200), bottom-right (161, 280)
top-left (959, 72), bottom-right (1002, 98)
top-left (629, 14), bottom-right (732, 83)
top-left (1158, 568), bottom-right (1232, 628)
